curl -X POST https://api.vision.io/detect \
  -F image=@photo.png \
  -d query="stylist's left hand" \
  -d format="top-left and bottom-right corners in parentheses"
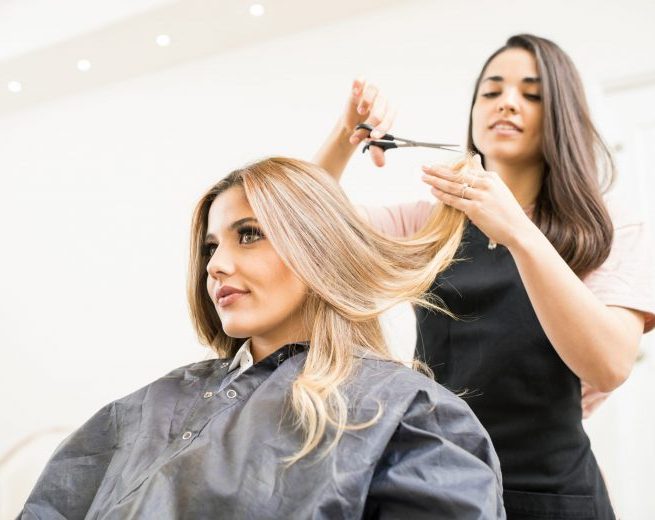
top-left (420, 155), bottom-right (535, 248)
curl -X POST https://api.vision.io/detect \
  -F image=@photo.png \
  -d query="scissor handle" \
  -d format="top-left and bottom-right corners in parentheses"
top-left (355, 123), bottom-right (394, 141)
top-left (362, 140), bottom-right (399, 153)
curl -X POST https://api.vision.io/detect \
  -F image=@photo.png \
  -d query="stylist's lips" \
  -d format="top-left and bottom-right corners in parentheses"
top-left (490, 119), bottom-right (522, 135)
top-left (216, 285), bottom-right (249, 308)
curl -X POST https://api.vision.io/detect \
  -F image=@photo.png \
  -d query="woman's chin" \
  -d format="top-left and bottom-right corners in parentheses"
top-left (221, 322), bottom-right (252, 339)
top-left (479, 141), bottom-right (541, 165)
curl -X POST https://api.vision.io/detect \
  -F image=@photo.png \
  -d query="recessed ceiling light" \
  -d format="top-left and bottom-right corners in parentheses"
top-left (156, 34), bottom-right (171, 47)
top-left (77, 59), bottom-right (91, 72)
top-left (249, 3), bottom-right (265, 16)
top-left (7, 81), bottom-right (22, 93)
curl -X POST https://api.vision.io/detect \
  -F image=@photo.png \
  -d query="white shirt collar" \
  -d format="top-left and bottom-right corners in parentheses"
top-left (228, 339), bottom-right (254, 374)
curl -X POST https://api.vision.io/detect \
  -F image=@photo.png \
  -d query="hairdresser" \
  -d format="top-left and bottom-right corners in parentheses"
top-left (314, 34), bottom-right (655, 519)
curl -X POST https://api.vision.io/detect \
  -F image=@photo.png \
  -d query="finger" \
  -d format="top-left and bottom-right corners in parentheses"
top-left (473, 153), bottom-right (484, 169)
top-left (348, 77), bottom-right (366, 109)
top-left (350, 126), bottom-right (370, 145)
top-left (348, 78), bottom-right (367, 145)
top-left (422, 174), bottom-right (481, 200)
top-left (366, 96), bottom-right (387, 138)
top-left (357, 84), bottom-right (379, 115)
top-left (374, 106), bottom-right (396, 138)
top-left (421, 164), bottom-right (454, 176)
top-left (369, 145), bottom-right (386, 167)
top-left (423, 164), bottom-right (490, 189)
top-left (431, 188), bottom-right (472, 213)
top-left (422, 164), bottom-right (463, 182)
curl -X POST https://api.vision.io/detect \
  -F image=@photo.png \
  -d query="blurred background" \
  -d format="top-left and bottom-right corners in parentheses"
top-left (1, 0), bottom-right (654, 517)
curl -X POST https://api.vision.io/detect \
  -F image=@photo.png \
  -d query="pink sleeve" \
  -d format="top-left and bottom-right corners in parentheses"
top-left (582, 200), bottom-right (655, 333)
top-left (358, 200), bottom-right (436, 238)
top-left (581, 200), bottom-right (655, 417)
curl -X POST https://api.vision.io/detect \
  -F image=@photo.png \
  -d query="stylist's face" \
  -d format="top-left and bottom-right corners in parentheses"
top-left (471, 48), bottom-right (543, 166)
top-left (205, 187), bottom-right (307, 343)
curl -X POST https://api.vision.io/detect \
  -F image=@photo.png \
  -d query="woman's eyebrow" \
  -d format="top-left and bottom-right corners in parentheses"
top-left (481, 75), bottom-right (541, 84)
top-left (205, 217), bottom-right (259, 241)
top-left (230, 217), bottom-right (258, 230)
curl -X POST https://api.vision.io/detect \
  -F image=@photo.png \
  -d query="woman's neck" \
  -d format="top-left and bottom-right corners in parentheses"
top-left (249, 328), bottom-right (310, 363)
top-left (486, 157), bottom-right (544, 209)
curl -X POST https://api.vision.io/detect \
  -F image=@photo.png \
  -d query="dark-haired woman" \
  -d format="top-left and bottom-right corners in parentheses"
top-left (315, 34), bottom-right (655, 519)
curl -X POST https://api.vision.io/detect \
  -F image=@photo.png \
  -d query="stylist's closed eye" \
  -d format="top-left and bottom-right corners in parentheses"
top-left (481, 90), bottom-right (541, 101)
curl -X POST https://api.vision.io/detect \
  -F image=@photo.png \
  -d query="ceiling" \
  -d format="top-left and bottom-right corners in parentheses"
top-left (0, 0), bottom-right (405, 115)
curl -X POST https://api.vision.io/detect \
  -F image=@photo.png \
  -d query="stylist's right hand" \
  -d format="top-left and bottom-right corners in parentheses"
top-left (344, 78), bottom-right (395, 167)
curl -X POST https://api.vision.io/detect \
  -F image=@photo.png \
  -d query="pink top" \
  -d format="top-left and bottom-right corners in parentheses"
top-left (359, 197), bottom-right (655, 418)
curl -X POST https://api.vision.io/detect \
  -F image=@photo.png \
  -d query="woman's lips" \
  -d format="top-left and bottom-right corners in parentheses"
top-left (218, 292), bottom-right (249, 308)
top-left (490, 121), bottom-right (522, 136)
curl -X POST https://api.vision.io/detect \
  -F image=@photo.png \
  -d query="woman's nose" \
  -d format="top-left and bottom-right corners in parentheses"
top-left (206, 246), bottom-right (235, 279)
top-left (497, 89), bottom-right (519, 114)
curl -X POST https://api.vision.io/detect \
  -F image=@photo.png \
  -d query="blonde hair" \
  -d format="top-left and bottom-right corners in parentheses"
top-left (188, 156), bottom-right (472, 463)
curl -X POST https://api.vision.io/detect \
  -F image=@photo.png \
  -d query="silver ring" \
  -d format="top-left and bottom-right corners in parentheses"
top-left (459, 183), bottom-right (470, 199)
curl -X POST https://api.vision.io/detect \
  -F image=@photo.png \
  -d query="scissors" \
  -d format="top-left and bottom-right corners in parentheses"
top-left (355, 123), bottom-right (460, 154)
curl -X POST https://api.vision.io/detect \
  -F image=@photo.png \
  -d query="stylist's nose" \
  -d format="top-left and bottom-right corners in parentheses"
top-left (206, 245), bottom-right (235, 280)
top-left (497, 88), bottom-right (519, 114)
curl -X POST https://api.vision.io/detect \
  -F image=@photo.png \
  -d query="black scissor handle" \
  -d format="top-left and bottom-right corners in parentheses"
top-left (362, 140), bottom-right (399, 153)
top-left (355, 123), bottom-right (394, 141)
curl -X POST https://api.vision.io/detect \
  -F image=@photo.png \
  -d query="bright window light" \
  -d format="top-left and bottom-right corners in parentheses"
top-left (77, 59), bottom-right (91, 72)
top-left (249, 3), bottom-right (265, 16)
top-left (7, 81), bottom-right (22, 93)
top-left (156, 34), bottom-right (171, 47)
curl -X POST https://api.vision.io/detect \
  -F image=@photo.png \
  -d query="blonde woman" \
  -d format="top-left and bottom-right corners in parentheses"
top-left (21, 157), bottom-right (504, 519)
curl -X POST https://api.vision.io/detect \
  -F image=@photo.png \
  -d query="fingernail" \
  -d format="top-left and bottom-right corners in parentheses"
top-left (421, 165), bottom-right (430, 171)
top-left (371, 130), bottom-right (383, 139)
top-left (357, 106), bottom-right (366, 115)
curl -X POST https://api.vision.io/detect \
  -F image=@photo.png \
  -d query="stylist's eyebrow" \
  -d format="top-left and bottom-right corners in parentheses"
top-left (482, 75), bottom-right (541, 83)
top-left (204, 217), bottom-right (259, 241)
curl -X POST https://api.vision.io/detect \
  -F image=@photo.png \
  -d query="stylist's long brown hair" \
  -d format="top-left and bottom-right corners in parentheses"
top-left (467, 34), bottom-right (614, 276)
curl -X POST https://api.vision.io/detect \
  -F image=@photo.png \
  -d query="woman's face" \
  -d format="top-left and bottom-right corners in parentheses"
top-left (204, 187), bottom-right (308, 344)
top-left (471, 48), bottom-right (544, 167)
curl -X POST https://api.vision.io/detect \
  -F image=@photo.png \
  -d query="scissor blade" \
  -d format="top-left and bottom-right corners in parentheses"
top-left (410, 141), bottom-right (461, 149)
top-left (395, 142), bottom-right (461, 152)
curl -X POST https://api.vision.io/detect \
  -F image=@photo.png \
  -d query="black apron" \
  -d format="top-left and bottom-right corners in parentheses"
top-left (415, 222), bottom-right (615, 519)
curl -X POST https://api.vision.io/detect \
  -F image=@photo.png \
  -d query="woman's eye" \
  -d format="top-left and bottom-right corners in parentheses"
top-left (239, 227), bottom-right (264, 245)
top-left (202, 243), bottom-right (217, 257)
top-left (481, 92), bottom-right (500, 98)
top-left (524, 93), bottom-right (542, 101)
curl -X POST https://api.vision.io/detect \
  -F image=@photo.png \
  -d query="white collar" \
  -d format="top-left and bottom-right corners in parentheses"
top-left (228, 339), bottom-right (254, 374)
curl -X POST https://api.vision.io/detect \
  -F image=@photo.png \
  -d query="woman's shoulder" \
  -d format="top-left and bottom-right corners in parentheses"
top-left (355, 357), bottom-right (501, 477)
top-left (355, 357), bottom-right (477, 416)
top-left (159, 357), bottom-right (227, 381)
top-left (584, 192), bottom-right (655, 332)
top-left (603, 192), bottom-right (645, 229)
top-left (111, 358), bottom-right (227, 408)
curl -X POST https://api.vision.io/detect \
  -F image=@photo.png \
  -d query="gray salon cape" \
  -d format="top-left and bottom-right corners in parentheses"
top-left (21, 343), bottom-right (505, 519)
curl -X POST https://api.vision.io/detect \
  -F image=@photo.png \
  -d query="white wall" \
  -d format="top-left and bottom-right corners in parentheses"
top-left (2, 0), bottom-right (654, 517)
